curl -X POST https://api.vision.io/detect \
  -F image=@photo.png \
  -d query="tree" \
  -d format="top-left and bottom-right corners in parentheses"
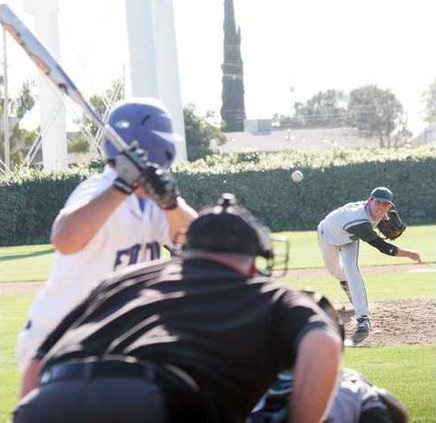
top-left (295, 89), bottom-right (348, 128)
top-left (422, 78), bottom-right (436, 125)
top-left (184, 105), bottom-right (227, 161)
top-left (221, 0), bottom-right (245, 132)
top-left (348, 85), bottom-right (404, 148)
top-left (12, 80), bottom-right (36, 120)
top-left (0, 79), bottom-right (38, 167)
top-left (81, 79), bottom-right (124, 138)
top-left (74, 78), bottom-right (124, 155)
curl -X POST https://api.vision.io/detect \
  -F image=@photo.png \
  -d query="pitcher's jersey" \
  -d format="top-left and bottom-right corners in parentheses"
top-left (318, 202), bottom-right (377, 246)
top-left (22, 166), bottom-right (170, 355)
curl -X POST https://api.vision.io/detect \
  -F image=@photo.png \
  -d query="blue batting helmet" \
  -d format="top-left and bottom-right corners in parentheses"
top-left (103, 97), bottom-right (176, 168)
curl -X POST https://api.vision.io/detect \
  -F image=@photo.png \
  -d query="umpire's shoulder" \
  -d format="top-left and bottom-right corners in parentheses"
top-left (249, 276), bottom-right (304, 302)
top-left (271, 283), bottom-right (330, 315)
top-left (97, 258), bottom-right (177, 292)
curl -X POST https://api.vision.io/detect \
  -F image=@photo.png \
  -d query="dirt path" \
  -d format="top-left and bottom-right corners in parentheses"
top-left (2, 263), bottom-right (434, 296)
top-left (281, 262), bottom-right (435, 279)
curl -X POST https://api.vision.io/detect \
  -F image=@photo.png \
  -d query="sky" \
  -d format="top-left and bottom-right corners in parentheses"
top-left (2, 0), bottom-right (436, 135)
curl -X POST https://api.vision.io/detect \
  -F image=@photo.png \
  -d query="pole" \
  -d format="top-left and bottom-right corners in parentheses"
top-left (2, 26), bottom-right (10, 169)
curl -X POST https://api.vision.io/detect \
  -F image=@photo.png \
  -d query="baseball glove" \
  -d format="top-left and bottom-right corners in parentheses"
top-left (377, 209), bottom-right (406, 240)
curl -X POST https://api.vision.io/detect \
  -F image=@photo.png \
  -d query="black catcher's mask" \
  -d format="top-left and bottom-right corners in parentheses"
top-left (185, 193), bottom-right (289, 275)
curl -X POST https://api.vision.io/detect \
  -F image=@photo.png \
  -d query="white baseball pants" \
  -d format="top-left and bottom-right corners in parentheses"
top-left (317, 230), bottom-right (369, 318)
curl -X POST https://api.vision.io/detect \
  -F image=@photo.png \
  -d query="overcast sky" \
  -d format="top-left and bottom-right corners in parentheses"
top-left (3, 0), bottom-right (435, 134)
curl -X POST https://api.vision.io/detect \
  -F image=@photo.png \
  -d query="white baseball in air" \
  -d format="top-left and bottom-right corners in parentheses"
top-left (291, 170), bottom-right (304, 183)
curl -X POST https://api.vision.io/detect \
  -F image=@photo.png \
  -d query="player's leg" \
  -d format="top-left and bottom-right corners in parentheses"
top-left (340, 241), bottom-right (371, 342)
top-left (317, 231), bottom-right (347, 283)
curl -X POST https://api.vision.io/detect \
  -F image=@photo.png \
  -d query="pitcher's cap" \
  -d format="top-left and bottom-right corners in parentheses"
top-left (370, 187), bottom-right (394, 205)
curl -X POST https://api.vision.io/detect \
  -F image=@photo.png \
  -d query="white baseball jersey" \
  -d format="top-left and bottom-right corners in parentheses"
top-left (17, 166), bottom-right (171, 372)
top-left (317, 201), bottom-right (377, 246)
top-left (317, 202), bottom-right (379, 319)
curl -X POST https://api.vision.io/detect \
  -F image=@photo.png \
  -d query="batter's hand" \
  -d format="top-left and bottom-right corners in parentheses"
top-left (140, 164), bottom-right (179, 210)
top-left (113, 142), bottom-right (148, 195)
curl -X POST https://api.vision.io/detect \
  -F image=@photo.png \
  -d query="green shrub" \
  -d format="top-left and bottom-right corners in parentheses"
top-left (1, 147), bottom-right (435, 246)
top-left (0, 167), bottom-right (92, 245)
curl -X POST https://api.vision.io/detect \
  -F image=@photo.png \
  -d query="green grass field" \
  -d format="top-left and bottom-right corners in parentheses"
top-left (286, 271), bottom-right (436, 301)
top-left (344, 345), bottom-right (436, 422)
top-left (0, 295), bottom-right (33, 423)
top-left (1, 225), bottom-right (435, 422)
top-left (1, 224), bottom-right (435, 283)
top-left (283, 224), bottom-right (436, 269)
top-left (0, 244), bottom-right (55, 282)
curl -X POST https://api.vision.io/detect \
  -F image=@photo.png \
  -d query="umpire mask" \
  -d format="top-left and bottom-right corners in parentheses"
top-left (185, 193), bottom-right (289, 275)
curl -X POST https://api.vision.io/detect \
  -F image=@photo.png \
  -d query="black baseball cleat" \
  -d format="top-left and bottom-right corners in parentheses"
top-left (351, 316), bottom-right (371, 345)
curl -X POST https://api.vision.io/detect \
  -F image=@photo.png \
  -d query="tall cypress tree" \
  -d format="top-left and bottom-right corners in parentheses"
top-left (221, 0), bottom-right (245, 132)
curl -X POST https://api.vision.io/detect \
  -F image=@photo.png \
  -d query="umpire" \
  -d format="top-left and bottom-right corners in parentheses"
top-left (15, 194), bottom-right (342, 423)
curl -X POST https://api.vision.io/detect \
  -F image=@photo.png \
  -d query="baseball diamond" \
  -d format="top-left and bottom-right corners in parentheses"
top-left (2, 264), bottom-right (435, 347)
top-left (1, 243), bottom-right (435, 422)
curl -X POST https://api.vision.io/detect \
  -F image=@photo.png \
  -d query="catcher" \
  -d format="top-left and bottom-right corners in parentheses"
top-left (317, 186), bottom-right (422, 343)
top-left (248, 368), bottom-right (409, 423)
top-left (248, 291), bottom-right (409, 423)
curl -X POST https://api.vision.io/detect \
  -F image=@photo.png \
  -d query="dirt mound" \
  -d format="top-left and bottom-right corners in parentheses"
top-left (339, 299), bottom-right (436, 346)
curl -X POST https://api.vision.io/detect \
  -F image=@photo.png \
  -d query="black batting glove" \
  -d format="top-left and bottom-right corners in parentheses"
top-left (140, 164), bottom-right (180, 210)
top-left (113, 142), bottom-right (148, 195)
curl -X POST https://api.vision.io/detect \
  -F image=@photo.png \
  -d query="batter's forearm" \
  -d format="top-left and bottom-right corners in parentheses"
top-left (51, 187), bottom-right (127, 254)
top-left (164, 197), bottom-right (197, 243)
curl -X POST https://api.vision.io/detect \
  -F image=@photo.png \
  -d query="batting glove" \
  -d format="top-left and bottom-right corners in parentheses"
top-left (140, 164), bottom-right (180, 210)
top-left (113, 142), bottom-right (148, 195)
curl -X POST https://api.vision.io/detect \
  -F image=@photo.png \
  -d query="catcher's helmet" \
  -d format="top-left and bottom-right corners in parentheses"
top-left (186, 193), bottom-right (273, 260)
top-left (103, 97), bottom-right (176, 168)
top-left (370, 186), bottom-right (394, 206)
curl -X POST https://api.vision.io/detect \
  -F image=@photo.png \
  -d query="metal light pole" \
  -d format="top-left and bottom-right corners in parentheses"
top-left (2, 27), bottom-right (10, 169)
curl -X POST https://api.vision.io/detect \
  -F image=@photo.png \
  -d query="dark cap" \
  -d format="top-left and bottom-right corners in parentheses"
top-left (186, 193), bottom-right (273, 258)
top-left (369, 187), bottom-right (394, 205)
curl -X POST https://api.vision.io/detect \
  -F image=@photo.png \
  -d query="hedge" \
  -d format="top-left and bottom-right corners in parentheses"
top-left (1, 147), bottom-right (435, 246)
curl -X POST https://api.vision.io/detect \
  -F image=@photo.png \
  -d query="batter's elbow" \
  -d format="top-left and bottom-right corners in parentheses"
top-left (51, 228), bottom-right (85, 255)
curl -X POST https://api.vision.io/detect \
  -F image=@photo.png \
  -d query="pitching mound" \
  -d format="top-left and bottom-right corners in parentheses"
top-left (339, 299), bottom-right (436, 347)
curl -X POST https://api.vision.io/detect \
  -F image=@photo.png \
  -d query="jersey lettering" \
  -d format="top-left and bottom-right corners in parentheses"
top-left (114, 243), bottom-right (141, 270)
top-left (114, 242), bottom-right (161, 270)
top-left (145, 241), bottom-right (161, 260)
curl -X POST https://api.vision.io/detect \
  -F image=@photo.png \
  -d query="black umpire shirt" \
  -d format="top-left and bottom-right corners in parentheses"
top-left (36, 258), bottom-right (335, 423)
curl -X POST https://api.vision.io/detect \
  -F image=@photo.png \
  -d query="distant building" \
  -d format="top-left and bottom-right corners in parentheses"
top-left (214, 127), bottom-right (379, 154)
top-left (413, 126), bottom-right (436, 146)
top-left (245, 119), bottom-right (272, 134)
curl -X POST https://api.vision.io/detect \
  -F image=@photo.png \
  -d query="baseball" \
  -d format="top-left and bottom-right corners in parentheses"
top-left (291, 170), bottom-right (304, 183)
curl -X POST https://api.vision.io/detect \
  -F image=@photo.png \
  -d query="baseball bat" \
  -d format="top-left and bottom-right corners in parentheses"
top-left (0, 4), bottom-right (128, 152)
